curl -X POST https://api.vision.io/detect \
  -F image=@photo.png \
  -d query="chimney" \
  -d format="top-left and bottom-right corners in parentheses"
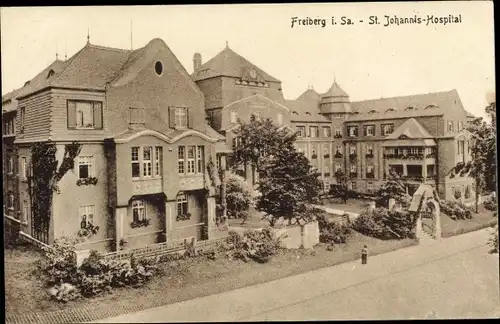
top-left (193, 53), bottom-right (202, 72)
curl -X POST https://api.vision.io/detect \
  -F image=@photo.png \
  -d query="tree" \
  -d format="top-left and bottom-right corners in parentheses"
top-left (374, 170), bottom-right (411, 208)
top-left (257, 145), bottom-right (322, 226)
top-left (465, 103), bottom-right (496, 212)
top-left (224, 172), bottom-right (253, 222)
top-left (329, 170), bottom-right (349, 203)
top-left (232, 115), bottom-right (292, 177)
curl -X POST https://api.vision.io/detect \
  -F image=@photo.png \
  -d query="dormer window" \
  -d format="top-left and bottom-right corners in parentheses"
top-left (305, 112), bottom-right (311, 115)
top-left (404, 106), bottom-right (415, 111)
top-left (368, 110), bottom-right (377, 114)
top-left (352, 112), bottom-right (359, 115)
top-left (386, 108), bottom-right (395, 112)
top-left (47, 69), bottom-right (55, 79)
top-left (292, 111), bottom-right (299, 115)
top-left (24, 81), bottom-right (30, 87)
top-left (425, 104), bottom-right (438, 109)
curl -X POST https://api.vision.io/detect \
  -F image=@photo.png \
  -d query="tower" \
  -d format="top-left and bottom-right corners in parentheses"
top-left (319, 79), bottom-right (352, 117)
top-left (193, 53), bottom-right (202, 72)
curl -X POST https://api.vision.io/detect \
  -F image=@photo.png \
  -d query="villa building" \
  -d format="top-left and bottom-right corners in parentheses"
top-left (2, 38), bottom-right (476, 251)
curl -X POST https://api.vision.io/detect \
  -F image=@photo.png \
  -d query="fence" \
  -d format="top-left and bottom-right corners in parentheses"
top-left (18, 231), bottom-right (54, 252)
top-left (101, 236), bottom-right (230, 262)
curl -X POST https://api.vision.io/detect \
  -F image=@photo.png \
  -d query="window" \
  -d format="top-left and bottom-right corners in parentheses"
top-left (310, 126), bottom-right (319, 138)
top-left (447, 121), bottom-right (454, 132)
top-left (311, 147), bottom-right (317, 158)
top-left (131, 147), bottom-right (140, 178)
top-left (143, 146), bottom-right (152, 177)
top-left (8, 194), bottom-right (14, 211)
top-left (155, 61), bottom-right (163, 75)
top-left (467, 140), bottom-right (471, 154)
top-left (347, 126), bottom-right (358, 137)
top-left (323, 143), bottom-right (330, 157)
top-left (409, 147), bottom-right (423, 155)
top-left (381, 124), bottom-right (394, 136)
top-left (297, 126), bottom-right (306, 137)
top-left (350, 146), bottom-right (356, 155)
top-left (172, 107), bottom-right (188, 129)
top-left (178, 146), bottom-right (185, 174)
top-left (230, 111), bottom-right (237, 123)
top-left (155, 147), bottom-right (162, 176)
top-left (367, 183), bottom-right (374, 192)
top-left (364, 125), bottom-right (375, 136)
top-left (322, 126), bottom-right (331, 137)
top-left (350, 164), bottom-right (357, 173)
top-left (335, 145), bottom-right (342, 155)
top-left (132, 200), bottom-right (146, 223)
top-left (187, 146), bottom-right (196, 174)
top-left (22, 200), bottom-right (28, 223)
top-left (232, 137), bottom-right (241, 150)
top-left (20, 157), bottom-right (27, 180)
top-left (277, 113), bottom-right (283, 126)
top-left (459, 121), bottom-right (464, 131)
top-left (323, 165), bottom-right (330, 176)
top-left (67, 100), bottom-right (103, 129)
top-left (177, 193), bottom-right (188, 218)
top-left (366, 144), bottom-right (374, 156)
top-left (79, 205), bottom-right (95, 228)
top-left (367, 165), bottom-right (374, 174)
top-left (129, 107), bottom-right (146, 125)
top-left (335, 163), bottom-right (342, 172)
top-left (197, 146), bottom-right (205, 174)
top-left (78, 156), bottom-right (94, 179)
top-left (19, 107), bottom-right (25, 133)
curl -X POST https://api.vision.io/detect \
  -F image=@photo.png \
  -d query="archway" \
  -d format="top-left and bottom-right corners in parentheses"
top-left (409, 184), bottom-right (442, 240)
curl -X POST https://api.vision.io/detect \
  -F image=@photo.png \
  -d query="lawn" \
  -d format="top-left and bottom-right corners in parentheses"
top-left (422, 204), bottom-right (498, 238)
top-left (320, 197), bottom-right (373, 214)
top-left (5, 232), bottom-right (417, 318)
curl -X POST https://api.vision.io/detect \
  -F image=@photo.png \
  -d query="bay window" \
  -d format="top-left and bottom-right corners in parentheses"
top-left (67, 100), bottom-right (103, 129)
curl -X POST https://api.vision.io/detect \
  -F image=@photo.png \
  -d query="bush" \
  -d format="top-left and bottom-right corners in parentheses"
top-left (483, 196), bottom-right (497, 212)
top-left (352, 208), bottom-right (417, 240)
top-left (226, 229), bottom-right (282, 263)
top-left (40, 236), bottom-right (80, 286)
top-left (40, 237), bottom-right (160, 301)
top-left (317, 213), bottom-right (352, 244)
top-left (453, 189), bottom-right (462, 200)
top-left (225, 172), bottom-right (253, 219)
top-left (439, 200), bottom-right (473, 220)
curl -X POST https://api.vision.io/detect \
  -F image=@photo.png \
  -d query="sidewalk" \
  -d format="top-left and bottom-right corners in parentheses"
top-left (94, 228), bottom-right (494, 323)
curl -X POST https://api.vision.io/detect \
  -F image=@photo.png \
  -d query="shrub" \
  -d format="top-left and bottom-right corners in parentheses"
top-left (483, 196), bottom-right (497, 212)
top-left (40, 237), bottom-right (160, 301)
top-left (439, 200), bottom-right (473, 220)
top-left (352, 208), bottom-right (417, 240)
top-left (453, 189), bottom-right (462, 200)
top-left (39, 236), bottom-right (80, 286)
top-left (226, 229), bottom-right (282, 263)
top-left (317, 213), bottom-right (352, 244)
top-left (225, 172), bottom-right (253, 219)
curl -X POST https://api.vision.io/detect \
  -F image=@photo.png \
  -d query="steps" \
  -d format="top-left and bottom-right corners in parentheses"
top-left (419, 231), bottom-right (435, 244)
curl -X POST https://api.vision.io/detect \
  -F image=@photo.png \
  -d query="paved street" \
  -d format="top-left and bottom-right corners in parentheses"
top-left (95, 229), bottom-right (499, 322)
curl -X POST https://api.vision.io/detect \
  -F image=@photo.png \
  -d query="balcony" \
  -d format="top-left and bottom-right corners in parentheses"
top-left (365, 153), bottom-right (374, 159)
top-left (349, 153), bottom-right (357, 161)
top-left (334, 134), bottom-right (343, 139)
top-left (334, 153), bottom-right (343, 158)
top-left (366, 172), bottom-right (375, 179)
top-left (383, 153), bottom-right (424, 160)
top-left (132, 178), bottom-right (163, 196)
top-left (350, 172), bottom-right (357, 178)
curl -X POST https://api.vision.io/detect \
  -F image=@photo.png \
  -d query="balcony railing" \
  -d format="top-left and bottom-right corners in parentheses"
top-left (383, 153), bottom-right (424, 160)
top-left (425, 175), bottom-right (437, 181)
top-left (349, 153), bottom-right (357, 161)
top-left (334, 153), bottom-right (343, 158)
top-left (334, 134), bottom-right (343, 139)
top-left (366, 172), bottom-right (375, 179)
top-left (365, 153), bottom-right (374, 158)
top-left (350, 172), bottom-right (357, 178)
top-left (425, 153), bottom-right (437, 158)
top-left (404, 175), bottom-right (424, 182)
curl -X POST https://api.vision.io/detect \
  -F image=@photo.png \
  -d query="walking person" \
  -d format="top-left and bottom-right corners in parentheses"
top-left (361, 245), bottom-right (368, 265)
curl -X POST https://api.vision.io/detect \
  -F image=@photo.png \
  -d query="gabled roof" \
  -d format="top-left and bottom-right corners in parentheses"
top-left (297, 88), bottom-right (321, 102)
top-left (192, 45), bottom-right (280, 83)
top-left (347, 90), bottom-right (462, 121)
top-left (386, 118), bottom-right (433, 139)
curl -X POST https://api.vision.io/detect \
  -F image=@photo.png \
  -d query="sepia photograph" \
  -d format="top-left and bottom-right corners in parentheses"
top-left (1, 2), bottom-right (498, 323)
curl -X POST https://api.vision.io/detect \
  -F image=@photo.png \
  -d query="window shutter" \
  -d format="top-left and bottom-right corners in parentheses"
top-left (187, 108), bottom-right (194, 129)
top-left (169, 107), bottom-right (175, 128)
top-left (363, 126), bottom-right (367, 136)
top-left (93, 102), bottom-right (103, 129)
top-left (67, 101), bottom-right (76, 129)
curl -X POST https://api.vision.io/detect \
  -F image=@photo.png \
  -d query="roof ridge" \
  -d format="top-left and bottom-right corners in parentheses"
top-left (353, 89), bottom-right (455, 104)
top-left (88, 43), bottom-right (132, 53)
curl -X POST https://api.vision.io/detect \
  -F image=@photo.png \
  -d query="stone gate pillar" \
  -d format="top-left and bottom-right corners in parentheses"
top-left (432, 201), bottom-right (441, 239)
top-left (416, 214), bottom-right (422, 239)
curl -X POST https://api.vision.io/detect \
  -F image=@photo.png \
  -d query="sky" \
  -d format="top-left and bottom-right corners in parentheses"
top-left (1, 2), bottom-right (495, 119)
